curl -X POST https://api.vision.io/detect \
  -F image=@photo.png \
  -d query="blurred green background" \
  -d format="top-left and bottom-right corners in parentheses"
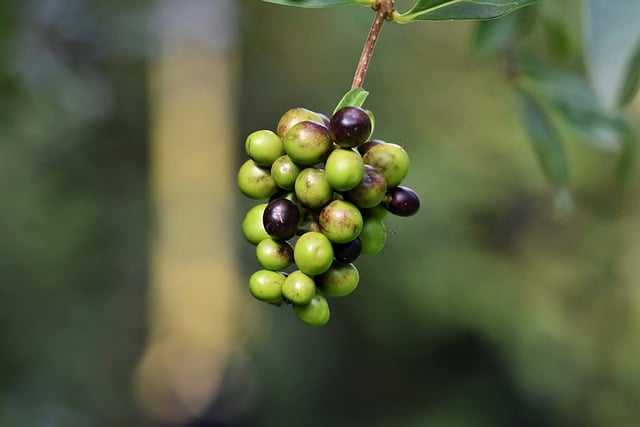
top-left (1, 0), bottom-right (640, 426)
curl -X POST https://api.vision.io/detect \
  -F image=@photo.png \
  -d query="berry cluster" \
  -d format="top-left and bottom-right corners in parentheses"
top-left (238, 105), bottom-right (420, 326)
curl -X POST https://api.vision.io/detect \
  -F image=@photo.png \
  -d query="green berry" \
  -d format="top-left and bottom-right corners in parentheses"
top-left (345, 165), bottom-right (387, 209)
top-left (362, 142), bottom-right (410, 188)
top-left (245, 130), bottom-right (284, 167)
top-left (283, 121), bottom-right (332, 166)
top-left (295, 168), bottom-right (333, 209)
top-left (276, 107), bottom-right (324, 138)
top-left (325, 148), bottom-right (364, 192)
top-left (242, 204), bottom-right (270, 245)
top-left (256, 239), bottom-right (294, 271)
top-left (294, 231), bottom-right (334, 275)
top-left (282, 270), bottom-right (316, 305)
top-left (237, 159), bottom-right (278, 199)
top-left (319, 200), bottom-right (363, 244)
top-left (316, 262), bottom-right (359, 297)
top-left (363, 204), bottom-right (389, 220)
top-left (293, 294), bottom-right (330, 326)
top-left (249, 270), bottom-right (286, 304)
top-left (271, 155), bottom-right (302, 190)
top-left (359, 216), bottom-right (386, 255)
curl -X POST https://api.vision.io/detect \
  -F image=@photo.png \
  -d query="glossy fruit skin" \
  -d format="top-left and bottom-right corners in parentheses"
top-left (249, 270), bottom-right (286, 304)
top-left (294, 168), bottom-right (333, 209)
top-left (293, 294), bottom-right (330, 326)
top-left (242, 203), bottom-right (270, 245)
top-left (345, 165), bottom-right (387, 209)
top-left (263, 198), bottom-right (301, 240)
top-left (256, 239), bottom-right (294, 271)
top-left (319, 200), bottom-right (363, 244)
top-left (332, 238), bottom-right (362, 263)
top-left (271, 155), bottom-right (301, 190)
top-left (245, 129), bottom-right (284, 167)
top-left (316, 262), bottom-right (359, 297)
top-left (362, 142), bottom-right (410, 188)
top-left (325, 148), bottom-right (364, 192)
top-left (356, 139), bottom-right (383, 156)
top-left (294, 231), bottom-right (334, 276)
top-left (283, 121), bottom-right (332, 166)
top-left (282, 270), bottom-right (316, 305)
top-left (237, 159), bottom-right (278, 199)
top-left (277, 108), bottom-right (325, 138)
top-left (359, 215), bottom-right (386, 255)
top-left (363, 204), bottom-right (389, 220)
top-left (329, 106), bottom-right (372, 148)
top-left (385, 185), bottom-right (420, 217)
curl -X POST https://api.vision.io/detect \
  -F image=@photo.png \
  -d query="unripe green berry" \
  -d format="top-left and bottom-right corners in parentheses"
top-left (242, 204), bottom-right (270, 245)
top-left (256, 239), bottom-right (294, 271)
top-left (295, 168), bottom-right (333, 209)
top-left (319, 200), bottom-right (363, 244)
top-left (316, 262), bottom-right (359, 297)
top-left (293, 294), bottom-right (330, 326)
top-left (362, 142), bottom-right (410, 188)
top-left (237, 159), bottom-right (278, 199)
top-left (359, 216), bottom-right (386, 255)
top-left (294, 231), bottom-right (334, 276)
top-left (325, 148), bottom-right (364, 192)
top-left (245, 129), bottom-right (284, 167)
top-left (271, 155), bottom-right (302, 190)
top-left (276, 107), bottom-right (324, 138)
top-left (345, 165), bottom-right (387, 209)
top-left (283, 121), bottom-right (332, 166)
top-left (249, 270), bottom-right (285, 304)
top-left (282, 270), bottom-right (316, 305)
top-left (363, 204), bottom-right (389, 220)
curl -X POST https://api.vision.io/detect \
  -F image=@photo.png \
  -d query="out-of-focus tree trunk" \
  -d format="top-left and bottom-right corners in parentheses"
top-left (133, 1), bottom-right (244, 423)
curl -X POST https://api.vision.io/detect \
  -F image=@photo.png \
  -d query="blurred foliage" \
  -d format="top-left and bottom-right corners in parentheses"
top-left (1, 0), bottom-right (640, 426)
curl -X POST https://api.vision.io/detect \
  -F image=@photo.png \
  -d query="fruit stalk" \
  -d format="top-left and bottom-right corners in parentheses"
top-left (351, 0), bottom-right (395, 89)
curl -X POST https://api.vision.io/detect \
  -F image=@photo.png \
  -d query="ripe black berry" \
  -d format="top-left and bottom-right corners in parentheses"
top-left (332, 238), bottom-right (362, 263)
top-left (385, 186), bottom-right (420, 216)
top-left (263, 198), bottom-right (301, 240)
top-left (329, 106), bottom-right (372, 148)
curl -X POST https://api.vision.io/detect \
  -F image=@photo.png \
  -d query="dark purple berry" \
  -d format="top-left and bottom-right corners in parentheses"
top-left (357, 139), bottom-right (384, 156)
top-left (317, 112), bottom-right (331, 127)
top-left (384, 186), bottom-right (420, 217)
top-left (263, 198), bottom-right (301, 240)
top-left (332, 238), bottom-right (362, 263)
top-left (329, 106), bottom-right (372, 148)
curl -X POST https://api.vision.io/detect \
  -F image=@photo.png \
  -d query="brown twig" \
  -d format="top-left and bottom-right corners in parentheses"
top-left (351, 0), bottom-right (395, 89)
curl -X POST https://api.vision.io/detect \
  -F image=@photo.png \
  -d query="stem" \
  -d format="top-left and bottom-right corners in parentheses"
top-left (351, 0), bottom-right (395, 89)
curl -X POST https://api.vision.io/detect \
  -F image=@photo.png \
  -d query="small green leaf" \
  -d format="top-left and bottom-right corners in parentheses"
top-left (585, 0), bottom-right (640, 108)
top-left (517, 87), bottom-right (572, 212)
top-left (394, 0), bottom-right (538, 23)
top-left (617, 41), bottom-right (640, 108)
top-left (261, 0), bottom-right (369, 8)
top-left (333, 87), bottom-right (369, 114)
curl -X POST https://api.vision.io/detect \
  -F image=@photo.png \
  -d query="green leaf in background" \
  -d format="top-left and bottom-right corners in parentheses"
top-left (333, 87), bottom-right (369, 114)
top-left (261, 0), bottom-right (368, 8)
top-left (520, 62), bottom-right (629, 152)
top-left (472, 11), bottom-right (519, 57)
top-left (617, 42), bottom-right (640, 108)
top-left (539, 0), bottom-right (581, 62)
top-left (394, 0), bottom-right (538, 23)
top-left (585, 0), bottom-right (640, 108)
top-left (517, 87), bottom-right (572, 212)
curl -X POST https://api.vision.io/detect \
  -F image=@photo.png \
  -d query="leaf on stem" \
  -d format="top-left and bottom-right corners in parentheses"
top-left (394, 0), bottom-right (538, 23)
top-left (332, 87), bottom-right (369, 114)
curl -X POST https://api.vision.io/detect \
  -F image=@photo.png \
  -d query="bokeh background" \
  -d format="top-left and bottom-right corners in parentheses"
top-left (1, 0), bottom-right (640, 426)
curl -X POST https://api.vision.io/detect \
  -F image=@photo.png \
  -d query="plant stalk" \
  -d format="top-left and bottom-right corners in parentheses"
top-left (351, 0), bottom-right (395, 89)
